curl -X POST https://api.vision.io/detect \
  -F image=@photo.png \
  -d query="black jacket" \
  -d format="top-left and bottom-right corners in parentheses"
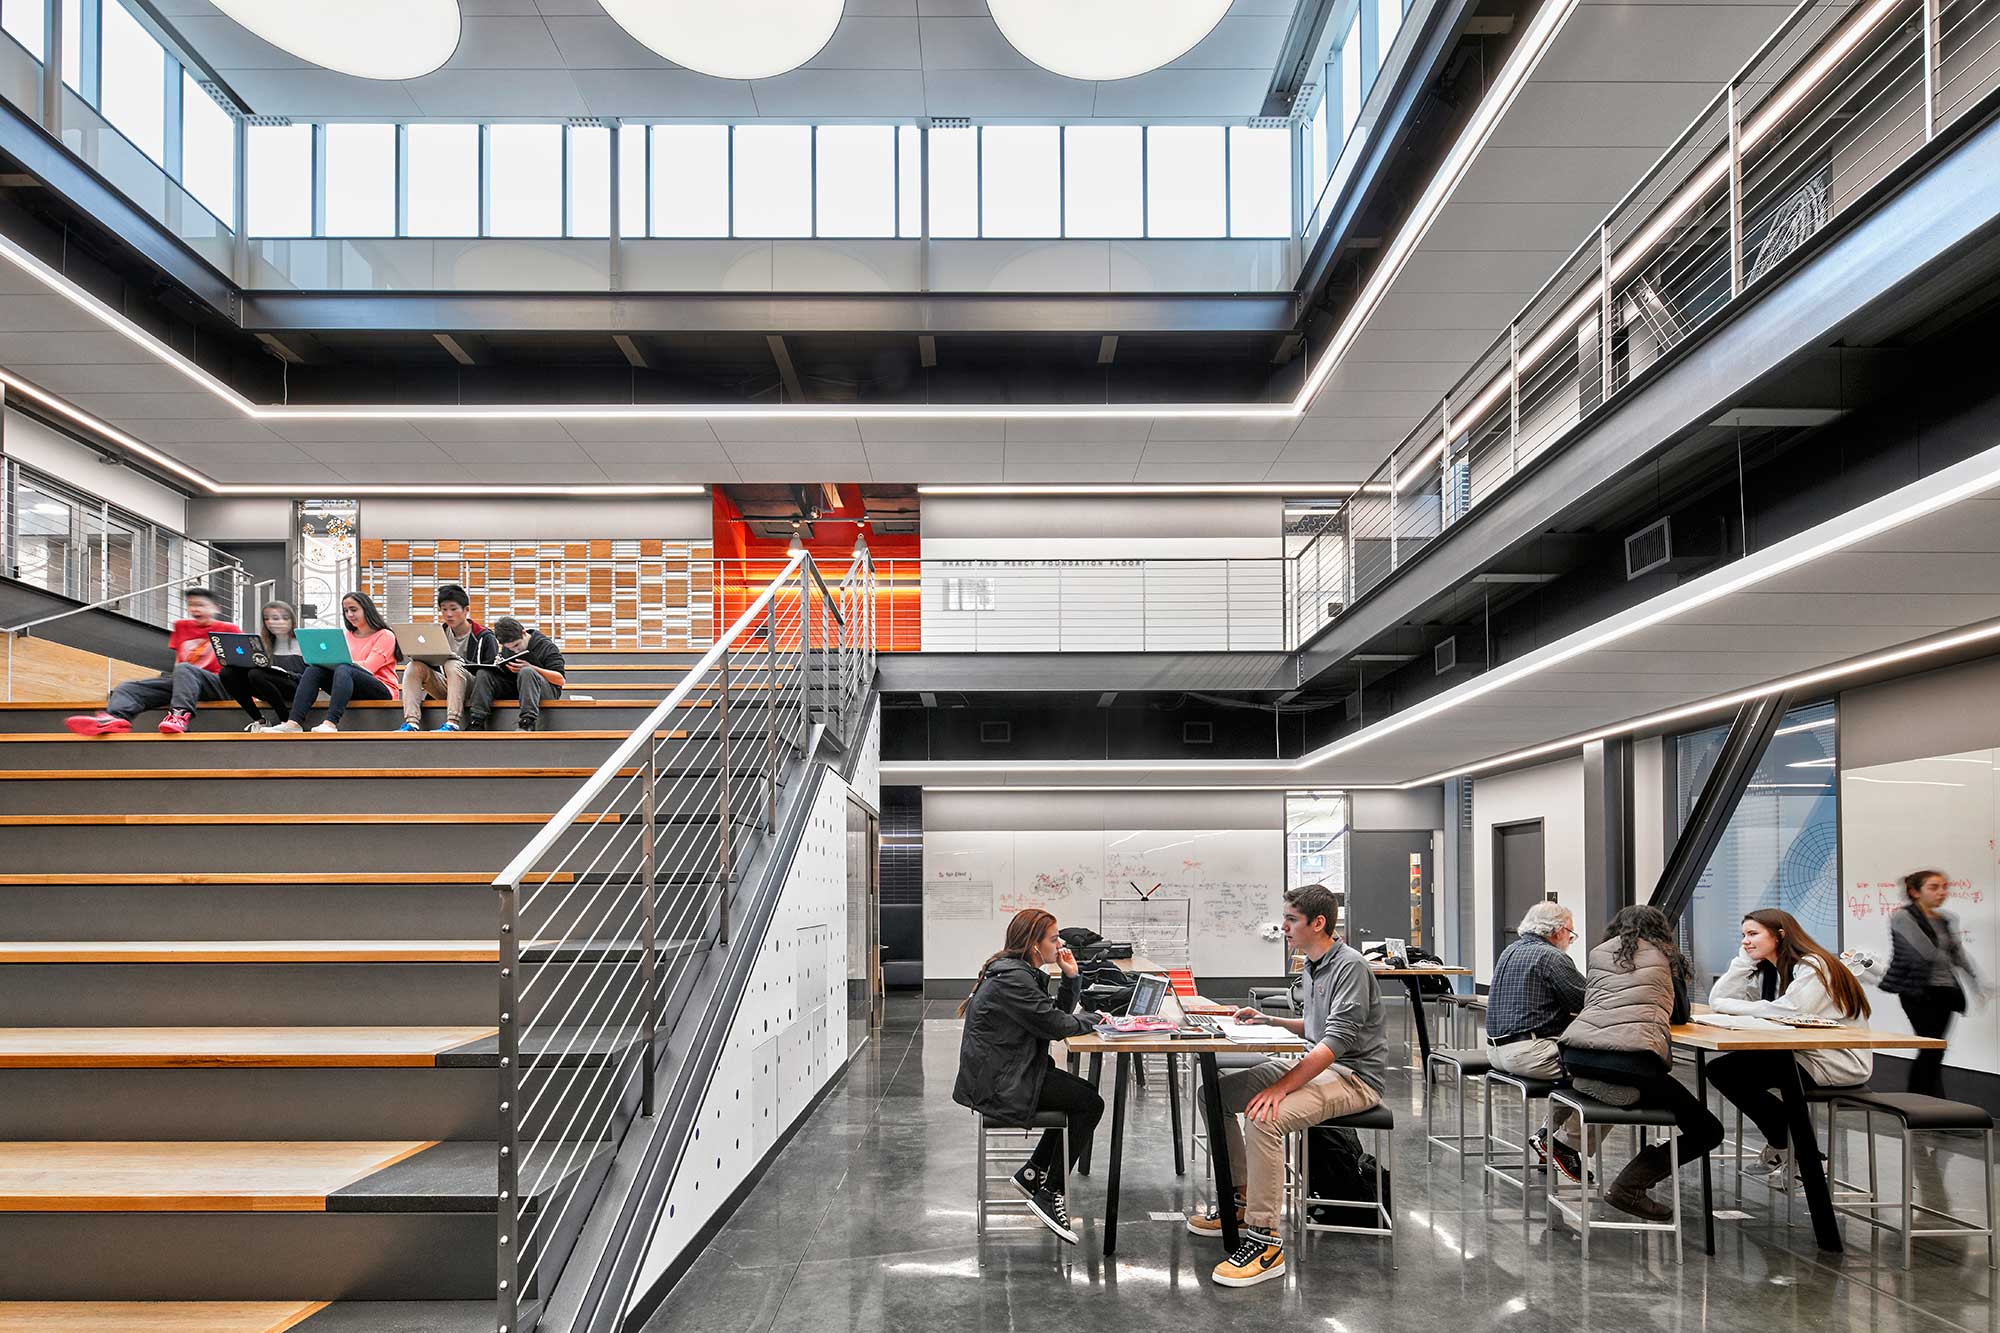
top-left (952, 957), bottom-right (1097, 1126)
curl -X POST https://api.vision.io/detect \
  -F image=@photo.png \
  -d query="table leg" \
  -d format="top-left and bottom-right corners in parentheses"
top-left (1781, 1058), bottom-right (1843, 1252)
top-left (1199, 1051), bottom-right (1241, 1253)
top-left (1077, 1052), bottom-right (1104, 1176)
top-left (1403, 978), bottom-right (1435, 1072)
top-left (1104, 1052), bottom-right (1130, 1255)
top-left (1166, 1052), bottom-right (1185, 1176)
top-left (1695, 1049), bottom-right (1715, 1256)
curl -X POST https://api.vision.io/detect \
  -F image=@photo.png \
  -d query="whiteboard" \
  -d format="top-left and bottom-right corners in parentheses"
top-left (924, 827), bottom-right (1283, 980)
top-left (1839, 750), bottom-right (1999, 1077)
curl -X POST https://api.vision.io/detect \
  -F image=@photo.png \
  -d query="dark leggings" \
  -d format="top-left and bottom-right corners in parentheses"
top-left (1705, 1050), bottom-right (1832, 1150)
top-left (1572, 1063), bottom-right (1724, 1171)
top-left (1900, 987), bottom-right (1962, 1098)
top-left (1028, 1064), bottom-right (1105, 1189)
top-left (220, 663), bottom-right (299, 723)
top-left (291, 662), bottom-right (392, 724)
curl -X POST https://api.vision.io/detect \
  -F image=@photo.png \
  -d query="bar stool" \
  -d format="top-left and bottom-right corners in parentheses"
top-left (1289, 1104), bottom-right (1397, 1266)
top-left (1482, 1071), bottom-right (1563, 1218)
top-left (975, 1109), bottom-right (1068, 1237)
top-left (1425, 1048), bottom-right (1492, 1179)
top-left (1828, 1091), bottom-right (1997, 1269)
top-left (1545, 1088), bottom-right (1683, 1262)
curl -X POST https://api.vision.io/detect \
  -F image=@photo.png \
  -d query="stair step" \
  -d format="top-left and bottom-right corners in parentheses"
top-left (0, 768), bottom-right (623, 781)
top-left (0, 1301), bottom-right (329, 1330)
top-left (0, 1028), bottom-right (498, 1069)
top-left (0, 813), bottom-right (618, 828)
top-left (0, 941), bottom-right (499, 964)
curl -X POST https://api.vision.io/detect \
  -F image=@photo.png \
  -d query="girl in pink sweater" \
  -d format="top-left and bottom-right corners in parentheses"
top-left (271, 591), bottom-right (402, 733)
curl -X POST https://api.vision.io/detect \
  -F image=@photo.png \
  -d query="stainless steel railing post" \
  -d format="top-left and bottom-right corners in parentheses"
top-left (641, 749), bottom-right (657, 1117)
top-left (1727, 80), bottom-right (1744, 297)
top-left (1922, 0), bottom-right (1938, 141)
top-left (496, 880), bottom-right (522, 1333)
top-left (716, 656), bottom-right (732, 947)
top-left (765, 618), bottom-right (779, 831)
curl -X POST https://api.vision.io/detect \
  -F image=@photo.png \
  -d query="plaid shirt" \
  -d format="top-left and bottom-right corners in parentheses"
top-left (1484, 933), bottom-right (1587, 1040)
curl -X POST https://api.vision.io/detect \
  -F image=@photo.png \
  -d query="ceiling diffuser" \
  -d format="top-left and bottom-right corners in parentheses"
top-left (600, 0), bottom-right (845, 80)
top-left (211, 0), bottom-right (461, 81)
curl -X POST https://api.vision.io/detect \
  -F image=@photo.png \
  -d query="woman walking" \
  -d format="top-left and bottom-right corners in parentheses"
top-left (1882, 869), bottom-right (1984, 1097)
top-left (952, 908), bottom-right (1105, 1244)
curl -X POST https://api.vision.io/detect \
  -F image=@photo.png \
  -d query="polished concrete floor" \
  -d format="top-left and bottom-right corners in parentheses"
top-left (647, 995), bottom-right (1999, 1332)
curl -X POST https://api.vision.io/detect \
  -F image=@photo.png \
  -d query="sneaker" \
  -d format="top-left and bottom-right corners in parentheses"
top-left (1011, 1162), bottom-right (1047, 1201)
top-left (1187, 1195), bottom-right (1246, 1236)
top-left (517, 713), bottom-right (538, 732)
top-left (1756, 1145), bottom-right (1790, 1183)
top-left (1211, 1229), bottom-right (1285, 1288)
top-left (1528, 1128), bottom-right (1551, 1167)
top-left (396, 720), bottom-right (421, 732)
top-left (1020, 1181), bottom-right (1080, 1246)
top-left (243, 721), bottom-right (270, 733)
top-left (64, 712), bottom-right (131, 737)
top-left (266, 720), bottom-right (303, 733)
top-left (435, 720), bottom-right (462, 732)
top-left (156, 709), bottom-right (193, 735)
top-left (1549, 1137), bottom-right (1593, 1187)
top-left (311, 720), bottom-right (339, 734)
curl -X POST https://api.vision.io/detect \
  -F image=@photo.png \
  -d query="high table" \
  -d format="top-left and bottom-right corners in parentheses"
top-left (1064, 1026), bottom-right (1306, 1256)
top-left (1371, 966), bottom-right (1473, 1068)
top-left (1669, 1018), bottom-right (1946, 1254)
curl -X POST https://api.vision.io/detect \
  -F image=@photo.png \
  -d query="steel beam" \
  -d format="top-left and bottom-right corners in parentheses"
top-left (1648, 692), bottom-right (1792, 927)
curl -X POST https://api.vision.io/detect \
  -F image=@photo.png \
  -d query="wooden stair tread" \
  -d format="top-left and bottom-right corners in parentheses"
top-left (0, 699), bottom-right (710, 710)
top-left (0, 873), bottom-right (569, 886)
top-left (0, 813), bottom-right (617, 826)
top-left (0, 1027), bottom-right (497, 1068)
top-left (0, 1141), bottom-right (437, 1212)
top-left (0, 730), bottom-right (687, 743)
top-left (0, 1301), bottom-right (327, 1331)
top-left (0, 941), bottom-right (500, 964)
top-left (0, 768), bottom-right (629, 781)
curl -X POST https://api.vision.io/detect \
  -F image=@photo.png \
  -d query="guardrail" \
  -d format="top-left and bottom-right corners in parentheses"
top-left (1291, 0), bottom-right (2000, 632)
top-left (489, 547), bottom-right (874, 1333)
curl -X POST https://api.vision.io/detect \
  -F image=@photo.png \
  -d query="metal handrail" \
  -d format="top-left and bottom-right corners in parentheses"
top-left (1, 561), bottom-right (251, 635)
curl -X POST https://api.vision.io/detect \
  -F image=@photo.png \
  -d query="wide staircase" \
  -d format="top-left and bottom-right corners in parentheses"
top-left (0, 552), bottom-right (874, 1331)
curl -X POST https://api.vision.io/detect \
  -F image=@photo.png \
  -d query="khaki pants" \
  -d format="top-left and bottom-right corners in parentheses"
top-left (1487, 1036), bottom-right (1606, 1153)
top-left (401, 658), bottom-right (471, 726)
top-left (1206, 1058), bottom-right (1381, 1233)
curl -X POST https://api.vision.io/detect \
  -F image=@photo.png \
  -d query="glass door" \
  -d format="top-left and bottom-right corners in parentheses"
top-left (846, 796), bottom-right (883, 1041)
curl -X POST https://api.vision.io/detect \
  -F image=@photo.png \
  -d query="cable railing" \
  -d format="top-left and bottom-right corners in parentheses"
top-left (1289, 0), bottom-right (2000, 634)
top-left (489, 547), bottom-right (873, 1333)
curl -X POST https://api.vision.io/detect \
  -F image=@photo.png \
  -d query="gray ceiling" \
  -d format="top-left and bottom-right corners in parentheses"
top-left (153, 0), bottom-right (1299, 123)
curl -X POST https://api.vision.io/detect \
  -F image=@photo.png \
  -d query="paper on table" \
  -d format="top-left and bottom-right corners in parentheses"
top-left (1691, 1013), bottom-right (1785, 1031)
top-left (1216, 1020), bottom-right (1308, 1046)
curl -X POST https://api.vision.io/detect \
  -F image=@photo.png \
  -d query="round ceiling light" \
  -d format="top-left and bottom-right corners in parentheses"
top-left (988, 0), bottom-right (1230, 81)
top-left (600, 0), bottom-right (845, 81)
top-left (211, 0), bottom-right (461, 81)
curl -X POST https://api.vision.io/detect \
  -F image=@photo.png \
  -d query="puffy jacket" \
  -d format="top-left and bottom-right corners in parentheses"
top-left (1560, 938), bottom-right (1683, 1072)
top-left (952, 957), bottom-right (1097, 1126)
top-left (1881, 905), bottom-right (1979, 997)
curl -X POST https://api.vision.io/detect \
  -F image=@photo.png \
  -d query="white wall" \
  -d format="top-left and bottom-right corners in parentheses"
top-left (5, 408), bottom-right (189, 532)
top-left (1472, 757), bottom-right (1586, 982)
top-left (922, 494), bottom-right (1281, 559)
top-left (630, 770), bottom-right (853, 1304)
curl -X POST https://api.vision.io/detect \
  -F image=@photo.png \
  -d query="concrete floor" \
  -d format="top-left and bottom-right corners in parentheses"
top-left (647, 994), bottom-right (1999, 1333)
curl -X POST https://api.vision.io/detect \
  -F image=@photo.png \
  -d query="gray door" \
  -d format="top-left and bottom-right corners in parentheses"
top-left (1493, 820), bottom-right (1547, 960)
top-left (1348, 830), bottom-right (1434, 950)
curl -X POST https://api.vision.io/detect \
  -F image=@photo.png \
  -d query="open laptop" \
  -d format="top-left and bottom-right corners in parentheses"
top-left (208, 631), bottom-right (270, 670)
top-left (1128, 972), bottom-right (1171, 1018)
top-left (295, 627), bottom-right (352, 666)
top-left (393, 622), bottom-right (455, 664)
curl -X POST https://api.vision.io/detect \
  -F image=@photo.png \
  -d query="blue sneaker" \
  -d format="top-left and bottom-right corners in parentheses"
top-left (396, 721), bottom-right (420, 732)
top-left (434, 720), bottom-right (461, 732)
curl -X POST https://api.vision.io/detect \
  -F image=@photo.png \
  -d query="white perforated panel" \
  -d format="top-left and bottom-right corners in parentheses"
top-left (853, 699), bottom-right (881, 813)
top-left (630, 771), bottom-right (852, 1304)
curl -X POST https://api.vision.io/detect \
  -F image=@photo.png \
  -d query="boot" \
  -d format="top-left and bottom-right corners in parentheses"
top-left (1603, 1145), bottom-right (1674, 1222)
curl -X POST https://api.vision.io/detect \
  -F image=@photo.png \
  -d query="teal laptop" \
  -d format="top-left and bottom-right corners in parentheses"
top-left (295, 627), bottom-right (352, 666)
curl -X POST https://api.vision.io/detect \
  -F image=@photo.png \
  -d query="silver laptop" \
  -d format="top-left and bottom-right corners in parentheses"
top-left (392, 622), bottom-right (456, 664)
top-left (1128, 973), bottom-right (1170, 1018)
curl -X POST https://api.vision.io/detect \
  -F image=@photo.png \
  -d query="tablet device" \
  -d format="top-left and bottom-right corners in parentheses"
top-left (295, 627), bottom-right (352, 666)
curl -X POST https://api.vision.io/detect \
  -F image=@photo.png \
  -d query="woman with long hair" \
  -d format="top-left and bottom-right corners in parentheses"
top-left (1559, 904), bottom-right (1723, 1221)
top-left (1705, 909), bottom-right (1872, 1179)
top-left (219, 599), bottom-right (305, 731)
top-left (270, 591), bottom-right (401, 734)
top-left (951, 908), bottom-right (1105, 1245)
top-left (1881, 869), bottom-right (1985, 1097)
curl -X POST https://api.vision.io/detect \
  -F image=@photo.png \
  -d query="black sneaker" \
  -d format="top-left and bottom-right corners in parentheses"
top-left (1021, 1180), bottom-right (1079, 1245)
top-left (517, 713), bottom-right (538, 732)
top-left (1010, 1162), bottom-right (1047, 1201)
top-left (1212, 1228), bottom-right (1285, 1287)
top-left (1549, 1137), bottom-right (1593, 1186)
top-left (1528, 1128), bottom-right (1550, 1168)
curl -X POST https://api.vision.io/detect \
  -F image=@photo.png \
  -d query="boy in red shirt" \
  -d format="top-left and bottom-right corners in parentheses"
top-left (65, 586), bottom-right (242, 736)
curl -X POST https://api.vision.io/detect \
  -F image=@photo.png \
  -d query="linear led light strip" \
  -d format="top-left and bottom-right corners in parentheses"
top-left (887, 437), bottom-right (2000, 789)
top-left (1391, 0), bottom-right (1906, 492)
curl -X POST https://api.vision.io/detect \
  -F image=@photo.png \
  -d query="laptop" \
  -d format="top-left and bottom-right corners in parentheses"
top-left (295, 627), bottom-right (352, 666)
top-left (1128, 972), bottom-right (1171, 1019)
top-left (393, 622), bottom-right (455, 664)
top-left (208, 631), bottom-right (270, 670)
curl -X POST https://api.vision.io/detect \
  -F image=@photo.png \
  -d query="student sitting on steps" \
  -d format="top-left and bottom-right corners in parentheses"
top-left (398, 582), bottom-right (497, 733)
top-left (269, 591), bottom-right (399, 734)
top-left (219, 599), bottom-right (307, 732)
top-left (464, 617), bottom-right (566, 732)
top-left (65, 585), bottom-right (241, 736)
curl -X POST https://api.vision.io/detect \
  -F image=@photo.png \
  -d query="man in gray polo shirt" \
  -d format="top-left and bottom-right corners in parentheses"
top-left (1188, 883), bottom-right (1386, 1289)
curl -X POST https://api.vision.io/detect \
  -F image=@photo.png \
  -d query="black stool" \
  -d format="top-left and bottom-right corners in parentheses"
top-left (1425, 1048), bottom-right (1491, 1179)
top-left (1291, 1103), bottom-right (1396, 1266)
top-left (1828, 1091), bottom-right (1997, 1269)
top-left (1483, 1071), bottom-right (1563, 1218)
top-left (1545, 1088), bottom-right (1683, 1262)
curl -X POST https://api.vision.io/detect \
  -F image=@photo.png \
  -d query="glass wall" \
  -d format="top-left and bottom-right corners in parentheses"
top-left (1673, 700), bottom-right (1839, 984)
top-left (1302, 0), bottom-right (1412, 236)
top-left (1286, 790), bottom-right (1351, 908)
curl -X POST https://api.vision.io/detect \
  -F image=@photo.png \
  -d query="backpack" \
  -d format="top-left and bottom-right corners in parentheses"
top-left (1406, 946), bottom-right (1456, 995)
top-left (1306, 1124), bottom-right (1392, 1227)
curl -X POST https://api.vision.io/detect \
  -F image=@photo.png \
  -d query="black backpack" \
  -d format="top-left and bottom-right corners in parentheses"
top-left (1306, 1125), bottom-right (1391, 1227)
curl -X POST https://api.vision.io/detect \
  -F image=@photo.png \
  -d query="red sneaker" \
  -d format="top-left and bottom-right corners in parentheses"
top-left (157, 709), bottom-right (193, 735)
top-left (65, 712), bottom-right (131, 737)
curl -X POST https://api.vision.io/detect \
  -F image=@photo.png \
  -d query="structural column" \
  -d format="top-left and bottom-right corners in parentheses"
top-left (1581, 737), bottom-right (1634, 936)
